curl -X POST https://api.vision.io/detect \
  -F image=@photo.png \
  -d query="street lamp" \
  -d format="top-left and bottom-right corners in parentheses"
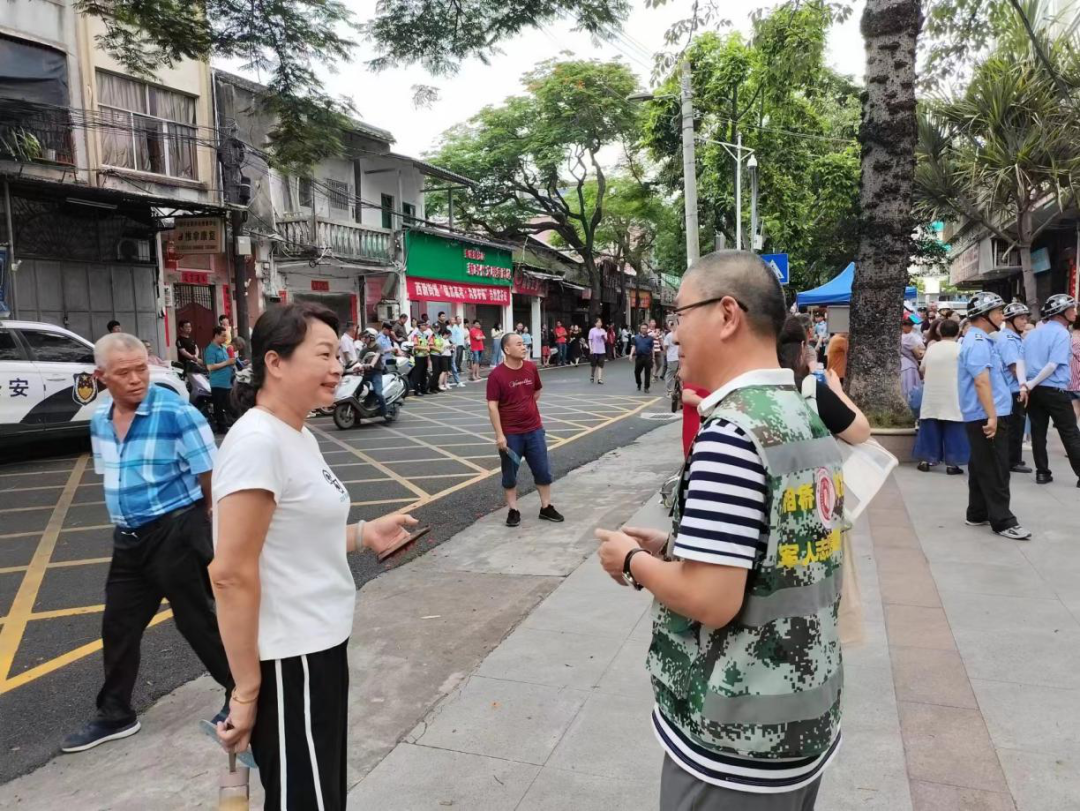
top-left (700, 135), bottom-right (757, 252)
top-left (747, 152), bottom-right (759, 252)
top-left (628, 60), bottom-right (699, 269)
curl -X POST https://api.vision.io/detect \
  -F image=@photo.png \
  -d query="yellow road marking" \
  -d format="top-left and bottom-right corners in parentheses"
top-left (0, 556), bottom-right (111, 576)
top-left (350, 498), bottom-right (417, 507)
top-left (1, 394), bottom-right (662, 692)
top-left (0, 505), bottom-right (53, 515)
top-left (0, 610), bottom-right (173, 694)
top-left (338, 477), bottom-right (393, 485)
top-left (375, 424), bottom-right (489, 475)
top-left (310, 428), bottom-right (431, 500)
top-left (0, 455), bottom-right (88, 687)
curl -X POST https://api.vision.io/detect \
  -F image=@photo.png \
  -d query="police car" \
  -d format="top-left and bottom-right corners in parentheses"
top-left (0, 320), bottom-right (187, 444)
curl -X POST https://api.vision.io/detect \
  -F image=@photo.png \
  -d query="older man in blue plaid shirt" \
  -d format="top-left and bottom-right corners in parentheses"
top-left (61, 333), bottom-right (233, 754)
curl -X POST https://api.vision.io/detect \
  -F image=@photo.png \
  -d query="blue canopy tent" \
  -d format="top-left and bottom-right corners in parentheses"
top-left (796, 262), bottom-right (917, 307)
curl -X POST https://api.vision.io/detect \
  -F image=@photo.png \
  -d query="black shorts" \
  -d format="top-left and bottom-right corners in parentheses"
top-left (590, 353), bottom-right (606, 369)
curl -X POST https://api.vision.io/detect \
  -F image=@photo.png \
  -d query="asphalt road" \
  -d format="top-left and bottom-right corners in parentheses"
top-left (0, 356), bottom-right (679, 783)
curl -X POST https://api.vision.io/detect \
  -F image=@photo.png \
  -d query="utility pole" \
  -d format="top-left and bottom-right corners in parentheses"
top-left (680, 60), bottom-right (699, 268)
top-left (219, 128), bottom-right (250, 340)
top-left (748, 152), bottom-right (759, 252)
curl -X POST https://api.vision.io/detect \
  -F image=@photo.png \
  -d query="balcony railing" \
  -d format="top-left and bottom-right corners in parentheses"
top-left (0, 100), bottom-right (75, 165)
top-left (277, 214), bottom-right (394, 263)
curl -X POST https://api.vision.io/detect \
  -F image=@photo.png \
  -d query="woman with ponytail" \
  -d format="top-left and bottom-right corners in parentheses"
top-left (209, 302), bottom-right (417, 809)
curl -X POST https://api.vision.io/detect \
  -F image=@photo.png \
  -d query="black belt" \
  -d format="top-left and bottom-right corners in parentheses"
top-left (117, 501), bottom-right (202, 542)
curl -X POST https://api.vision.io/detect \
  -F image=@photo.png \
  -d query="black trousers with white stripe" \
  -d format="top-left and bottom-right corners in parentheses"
top-left (251, 640), bottom-right (349, 810)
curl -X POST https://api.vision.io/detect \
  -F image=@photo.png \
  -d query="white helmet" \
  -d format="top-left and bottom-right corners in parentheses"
top-left (1041, 293), bottom-right (1078, 319)
top-left (361, 327), bottom-right (379, 340)
top-left (1003, 301), bottom-right (1030, 320)
top-left (967, 291), bottom-right (1006, 319)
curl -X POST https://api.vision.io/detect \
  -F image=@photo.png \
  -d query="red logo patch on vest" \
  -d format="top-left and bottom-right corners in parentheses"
top-left (815, 467), bottom-right (837, 528)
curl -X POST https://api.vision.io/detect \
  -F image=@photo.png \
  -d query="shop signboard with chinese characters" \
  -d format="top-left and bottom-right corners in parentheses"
top-left (630, 290), bottom-right (652, 308)
top-left (404, 230), bottom-right (513, 288)
top-left (407, 278), bottom-right (510, 305)
top-left (513, 270), bottom-right (548, 298)
top-left (172, 217), bottom-right (224, 254)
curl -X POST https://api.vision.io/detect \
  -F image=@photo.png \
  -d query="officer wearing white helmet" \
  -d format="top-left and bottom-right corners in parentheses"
top-left (1023, 293), bottom-right (1080, 486)
top-left (996, 301), bottom-right (1032, 473)
top-left (359, 326), bottom-right (388, 417)
top-left (957, 292), bottom-right (1031, 541)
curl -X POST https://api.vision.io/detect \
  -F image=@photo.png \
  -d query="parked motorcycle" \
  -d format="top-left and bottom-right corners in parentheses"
top-left (173, 361), bottom-right (215, 424)
top-left (332, 350), bottom-right (409, 430)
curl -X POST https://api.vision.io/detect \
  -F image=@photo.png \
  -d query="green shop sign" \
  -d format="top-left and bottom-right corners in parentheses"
top-left (405, 230), bottom-right (513, 286)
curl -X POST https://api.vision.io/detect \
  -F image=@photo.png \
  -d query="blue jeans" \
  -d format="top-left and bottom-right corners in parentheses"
top-left (492, 342), bottom-right (504, 366)
top-left (500, 428), bottom-right (552, 489)
top-left (557, 343), bottom-right (567, 365)
top-left (450, 348), bottom-right (461, 384)
top-left (366, 373), bottom-right (386, 416)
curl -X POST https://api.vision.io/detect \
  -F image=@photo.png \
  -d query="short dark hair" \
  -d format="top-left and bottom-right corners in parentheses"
top-left (219, 314), bottom-right (230, 323)
top-left (179, 319), bottom-right (192, 329)
top-left (212, 326), bottom-right (226, 338)
top-left (684, 250), bottom-right (786, 339)
top-left (473, 319), bottom-right (481, 325)
top-left (233, 302), bottom-right (339, 413)
top-left (939, 318), bottom-right (960, 338)
top-left (438, 311), bottom-right (446, 317)
top-left (778, 315), bottom-right (810, 385)
top-left (106, 320), bottom-right (121, 331)
top-left (500, 331), bottom-right (518, 351)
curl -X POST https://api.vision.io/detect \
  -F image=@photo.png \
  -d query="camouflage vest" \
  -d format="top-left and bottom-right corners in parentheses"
top-left (647, 383), bottom-right (845, 759)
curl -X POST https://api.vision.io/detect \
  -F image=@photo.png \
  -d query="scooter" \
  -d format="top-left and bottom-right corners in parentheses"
top-left (173, 361), bottom-right (215, 424)
top-left (332, 351), bottom-right (409, 430)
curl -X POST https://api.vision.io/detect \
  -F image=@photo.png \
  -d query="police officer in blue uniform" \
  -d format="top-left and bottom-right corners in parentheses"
top-left (1022, 293), bottom-right (1080, 485)
top-left (957, 292), bottom-right (1031, 541)
top-left (996, 301), bottom-right (1032, 473)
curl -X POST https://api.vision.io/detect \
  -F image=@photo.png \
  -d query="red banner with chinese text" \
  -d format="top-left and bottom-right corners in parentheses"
top-left (408, 277), bottom-right (510, 305)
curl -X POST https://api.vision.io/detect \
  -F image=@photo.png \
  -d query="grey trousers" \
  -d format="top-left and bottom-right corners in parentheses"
top-left (660, 755), bottom-right (822, 811)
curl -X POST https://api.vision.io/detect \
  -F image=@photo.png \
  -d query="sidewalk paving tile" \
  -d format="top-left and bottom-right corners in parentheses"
top-left (883, 604), bottom-right (956, 650)
top-left (890, 646), bottom-right (978, 709)
top-left (873, 546), bottom-right (930, 573)
top-left (594, 634), bottom-right (654, 701)
top-left (917, 535), bottom-right (1031, 566)
top-left (838, 663), bottom-right (902, 734)
top-left (896, 701), bottom-right (1009, 792)
top-left (868, 523), bottom-right (922, 549)
top-left (475, 626), bottom-right (624, 690)
top-left (877, 565), bottom-right (942, 608)
top-left (545, 691), bottom-right (662, 782)
top-left (345, 743), bottom-right (539, 811)
top-left (950, 626), bottom-right (1080, 690)
top-left (521, 583), bottom-right (650, 640)
top-left (970, 679), bottom-right (1080, 757)
top-left (996, 748), bottom-right (1080, 811)
top-left (516, 768), bottom-right (659, 811)
top-left (818, 729), bottom-right (912, 811)
top-left (928, 561), bottom-right (1051, 599)
top-left (908, 780), bottom-right (1016, 811)
top-left (411, 675), bottom-right (589, 766)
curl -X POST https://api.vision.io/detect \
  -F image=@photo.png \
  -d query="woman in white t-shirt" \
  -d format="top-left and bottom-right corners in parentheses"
top-left (913, 317), bottom-right (970, 475)
top-left (210, 302), bottom-right (416, 810)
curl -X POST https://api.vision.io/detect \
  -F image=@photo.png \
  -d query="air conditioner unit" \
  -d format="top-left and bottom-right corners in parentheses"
top-left (377, 303), bottom-right (395, 322)
top-left (116, 238), bottom-right (152, 262)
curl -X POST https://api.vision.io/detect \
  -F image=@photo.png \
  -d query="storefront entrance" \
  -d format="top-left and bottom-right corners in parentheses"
top-left (174, 283), bottom-right (216, 351)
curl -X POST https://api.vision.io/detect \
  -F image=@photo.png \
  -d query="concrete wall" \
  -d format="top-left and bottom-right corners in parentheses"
top-left (357, 156), bottom-right (425, 228)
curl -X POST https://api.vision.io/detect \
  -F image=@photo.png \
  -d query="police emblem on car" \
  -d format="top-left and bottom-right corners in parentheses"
top-left (72, 372), bottom-right (98, 406)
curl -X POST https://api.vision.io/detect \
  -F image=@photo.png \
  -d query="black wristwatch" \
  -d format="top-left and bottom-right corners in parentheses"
top-left (623, 548), bottom-right (648, 590)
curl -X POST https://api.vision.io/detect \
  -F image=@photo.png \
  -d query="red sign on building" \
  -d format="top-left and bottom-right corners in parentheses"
top-left (179, 270), bottom-right (210, 284)
top-left (512, 271), bottom-right (547, 298)
top-left (310, 279), bottom-right (330, 292)
top-left (408, 278), bottom-right (510, 305)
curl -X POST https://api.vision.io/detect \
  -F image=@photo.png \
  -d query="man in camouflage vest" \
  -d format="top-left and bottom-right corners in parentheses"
top-left (597, 251), bottom-right (845, 810)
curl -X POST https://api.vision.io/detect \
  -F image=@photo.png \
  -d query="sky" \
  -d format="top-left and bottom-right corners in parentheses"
top-left (227, 0), bottom-right (866, 159)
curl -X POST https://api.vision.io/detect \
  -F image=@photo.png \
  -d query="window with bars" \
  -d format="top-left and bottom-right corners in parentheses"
top-left (324, 178), bottom-right (351, 213)
top-left (381, 194), bottom-right (395, 229)
top-left (403, 202), bottom-right (416, 224)
top-left (96, 72), bottom-right (197, 180)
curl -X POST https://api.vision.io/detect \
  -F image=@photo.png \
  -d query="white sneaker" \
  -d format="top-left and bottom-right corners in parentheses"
top-left (996, 525), bottom-right (1032, 541)
top-left (458, 382), bottom-right (467, 388)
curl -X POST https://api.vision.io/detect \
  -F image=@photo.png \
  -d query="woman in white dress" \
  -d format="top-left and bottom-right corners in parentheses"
top-left (913, 318), bottom-right (970, 474)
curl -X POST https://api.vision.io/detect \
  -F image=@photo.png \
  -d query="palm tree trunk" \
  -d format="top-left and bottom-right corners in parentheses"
top-left (847, 0), bottom-right (922, 425)
top-left (1018, 209), bottom-right (1040, 317)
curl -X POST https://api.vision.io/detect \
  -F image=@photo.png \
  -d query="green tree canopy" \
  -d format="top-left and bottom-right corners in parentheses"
top-left (915, 7), bottom-right (1080, 315)
top-left (639, 2), bottom-right (862, 291)
top-left (428, 59), bottom-right (641, 317)
top-left (76, 0), bottom-right (629, 169)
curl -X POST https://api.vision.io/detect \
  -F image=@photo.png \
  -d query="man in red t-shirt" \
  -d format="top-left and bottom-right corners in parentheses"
top-left (468, 319), bottom-right (485, 381)
top-left (554, 321), bottom-right (568, 366)
top-left (487, 332), bottom-right (565, 527)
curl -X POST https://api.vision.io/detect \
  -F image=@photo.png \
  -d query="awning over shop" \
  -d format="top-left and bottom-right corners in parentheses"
top-left (796, 262), bottom-right (917, 307)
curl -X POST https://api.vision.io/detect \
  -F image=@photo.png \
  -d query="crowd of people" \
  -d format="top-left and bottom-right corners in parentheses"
top-left (901, 292), bottom-right (1080, 541)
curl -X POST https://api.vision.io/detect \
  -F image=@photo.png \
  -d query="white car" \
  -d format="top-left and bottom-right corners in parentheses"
top-left (0, 320), bottom-right (187, 444)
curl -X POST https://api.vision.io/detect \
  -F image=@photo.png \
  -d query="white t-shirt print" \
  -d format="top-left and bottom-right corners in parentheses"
top-left (212, 408), bottom-right (355, 661)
